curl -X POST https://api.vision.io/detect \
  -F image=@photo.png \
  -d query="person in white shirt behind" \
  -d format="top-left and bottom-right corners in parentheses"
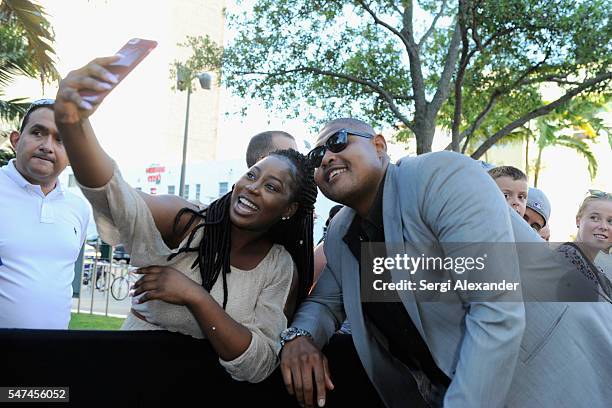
top-left (0, 99), bottom-right (90, 329)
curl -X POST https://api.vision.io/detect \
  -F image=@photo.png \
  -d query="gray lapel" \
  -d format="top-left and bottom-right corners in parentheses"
top-left (382, 164), bottom-right (426, 339)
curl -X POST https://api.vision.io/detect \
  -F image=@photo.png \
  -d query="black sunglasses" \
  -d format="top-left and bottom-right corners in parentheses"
top-left (307, 128), bottom-right (374, 167)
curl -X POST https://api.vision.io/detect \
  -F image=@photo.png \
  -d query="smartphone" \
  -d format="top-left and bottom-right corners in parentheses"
top-left (80, 38), bottom-right (158, 97)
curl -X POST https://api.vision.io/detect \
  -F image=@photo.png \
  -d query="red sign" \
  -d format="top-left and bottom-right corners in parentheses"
top-left (145, 164), bottom-right (164, 185)
top-left (146, 166), bottom-right (165, 174)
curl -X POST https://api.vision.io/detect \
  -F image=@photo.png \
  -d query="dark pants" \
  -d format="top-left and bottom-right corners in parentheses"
top-left (321, 333), bottom-right (386, 407)
top-left (0, 329), bottom-right (386, 407)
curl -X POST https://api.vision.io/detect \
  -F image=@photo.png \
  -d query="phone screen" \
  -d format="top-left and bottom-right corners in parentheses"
top-left (109, 38), bottom-right (157, 77)
top-left (80, 38), bottom-right (157, 97)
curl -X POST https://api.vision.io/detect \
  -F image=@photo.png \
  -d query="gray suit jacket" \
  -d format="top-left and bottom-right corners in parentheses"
top-left (292, 151), bottom-right (612, 407)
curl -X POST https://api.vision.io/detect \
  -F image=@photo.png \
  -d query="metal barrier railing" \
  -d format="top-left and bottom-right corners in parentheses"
top-left (74, 239), bottom-right (132, 318)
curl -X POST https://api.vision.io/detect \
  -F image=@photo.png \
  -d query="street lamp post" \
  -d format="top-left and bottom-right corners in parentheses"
top-left (177, 66), bottom-right (212, 198)
top-left (179, 84), bottom-right (192, 199)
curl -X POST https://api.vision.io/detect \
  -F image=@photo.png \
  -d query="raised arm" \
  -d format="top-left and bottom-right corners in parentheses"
top-left (54, 56), bottom-right (196, 248)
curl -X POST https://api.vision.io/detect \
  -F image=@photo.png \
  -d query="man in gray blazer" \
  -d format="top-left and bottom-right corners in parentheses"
top-left (279, 118), bottom-right (612, 407)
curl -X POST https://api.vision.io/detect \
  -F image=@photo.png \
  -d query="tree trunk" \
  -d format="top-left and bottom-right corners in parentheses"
top-left (534, 144), bottom-right (544, 188)
top-left (414, 119), bottom-right (435, 154)
top-left (525, 133), bottom-right (530, 177)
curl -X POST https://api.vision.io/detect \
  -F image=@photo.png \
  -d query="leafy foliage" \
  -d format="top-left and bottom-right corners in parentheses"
top-left (531, 94), bottom-right (611, 184)
top-left (202, 0), bottom-right (611, 156)
top-left (0, 0), bottom-right (58, 128)
top-left (0, 146), bottom-right (16, 167)
top-left (169, 35), bottom-right (223, 92)
top-left (441, 0), bottom-right (612, 157)
top-left (0, 0), bottom-right (59, 81)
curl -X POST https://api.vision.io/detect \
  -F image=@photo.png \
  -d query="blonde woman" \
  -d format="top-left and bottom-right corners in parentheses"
top-left (557, 190), bottom-right (612, 301)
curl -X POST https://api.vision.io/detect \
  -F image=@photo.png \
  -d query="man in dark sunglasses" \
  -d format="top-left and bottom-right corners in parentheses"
top-left (283, 117), bottom-right (523, 407)
top-left (306, 128), bottom-right (375, 168)
top-left (0, 99), bottom-right (90, 329)
top-left (282, 118), bottom-right (612, 408)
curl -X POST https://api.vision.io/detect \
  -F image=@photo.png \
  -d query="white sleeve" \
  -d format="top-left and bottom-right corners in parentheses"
top-left (77, 162), bottom-right (172, 266)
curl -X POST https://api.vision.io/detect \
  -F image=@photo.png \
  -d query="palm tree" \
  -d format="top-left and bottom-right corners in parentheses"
top-left (0, 0), bottom-right (59, 125)
top-left (531, 95), bottom-right (611, 187)
top-left (464, 94), bottom-right (610, 186)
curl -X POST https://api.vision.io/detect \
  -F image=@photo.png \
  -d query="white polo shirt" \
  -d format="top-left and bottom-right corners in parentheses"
top-left (0, 160), bottom-right (89, 329)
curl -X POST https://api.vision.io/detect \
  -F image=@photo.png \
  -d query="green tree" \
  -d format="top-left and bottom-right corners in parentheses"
top-left (531, 95), bottom-right (611, 186)
top-left (0, 0), bottom-right (59, 126)
top-left (169, 36), bottom-right (222, 92)
top-left (201, 0), bottom-right (611, 155)
top-left (476, 94), bottom-right (611, 185)
top-left (441, 1), bottom-right (612, 159)
top-left (0, 146), bottom-right (16, 166)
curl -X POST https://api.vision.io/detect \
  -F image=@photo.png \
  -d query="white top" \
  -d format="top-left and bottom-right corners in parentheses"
top-left (79, 164), bottom-right (296, 383)
top-left (0, 160), bottom-right (90, 329)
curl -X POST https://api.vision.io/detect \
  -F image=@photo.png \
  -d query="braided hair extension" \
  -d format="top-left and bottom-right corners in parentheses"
top-left (267, 149), bottom-right (318, 304)
top-left (168, 149), bottom-right (317, 309)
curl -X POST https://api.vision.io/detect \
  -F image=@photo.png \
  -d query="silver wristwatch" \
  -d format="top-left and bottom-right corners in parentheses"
top-left (279, 327), bottom-right (312, 348)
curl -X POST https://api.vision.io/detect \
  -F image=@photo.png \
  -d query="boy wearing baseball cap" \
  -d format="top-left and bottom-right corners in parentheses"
top-left (524, 187), bottom-right (551, 241)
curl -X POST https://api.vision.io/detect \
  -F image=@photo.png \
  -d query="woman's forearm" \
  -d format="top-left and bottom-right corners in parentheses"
top-left (57, 119), bottom-right (115, 188)
top-left (186, 287), bottom-right (253, 361)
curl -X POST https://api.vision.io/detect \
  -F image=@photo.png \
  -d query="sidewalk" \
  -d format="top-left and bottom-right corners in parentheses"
top-left (71, 283), bottom-right (131, 318)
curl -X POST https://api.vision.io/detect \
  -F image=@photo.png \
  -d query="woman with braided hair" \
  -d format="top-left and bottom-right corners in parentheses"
top-left (54, 56), bottom-right (317, 385)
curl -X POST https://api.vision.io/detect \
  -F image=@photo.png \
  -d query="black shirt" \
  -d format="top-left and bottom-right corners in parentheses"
top-left (342, 172), bottom-right (451, 400)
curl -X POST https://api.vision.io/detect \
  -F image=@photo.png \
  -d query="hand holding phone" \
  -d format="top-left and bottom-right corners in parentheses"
top-left (80, 38), bottom-right (157, 97)
top-left (55, 39), bottom-right (158, 124)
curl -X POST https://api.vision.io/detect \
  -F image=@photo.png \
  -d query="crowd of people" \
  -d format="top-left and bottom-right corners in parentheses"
top-left (1, 55), bottom-right (611, 407)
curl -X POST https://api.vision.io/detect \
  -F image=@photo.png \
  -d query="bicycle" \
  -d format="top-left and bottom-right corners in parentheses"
top-left (82, 261), bottom-right (111, 293)
top-left (94, 261), bottom-right (113, 292)
top-left (110, 268), bottom-right (138, 301)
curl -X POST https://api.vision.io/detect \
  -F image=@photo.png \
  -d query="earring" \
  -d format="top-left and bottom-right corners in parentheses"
top-left (282, 216), bottom-right (289, 220)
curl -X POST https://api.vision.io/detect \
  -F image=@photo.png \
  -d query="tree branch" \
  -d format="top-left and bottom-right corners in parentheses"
top-left (548, 78), bottom-right (585, 86)
top-left (473, 27), bottom-right (518, 57)
top-left (429, 20), bottom-right (462, 115)
top-left (471, 14), bottom-right (484, 52)
top-left (445, 53), bottom-right (552, 151)
top-left (355, 0), bottom-right (411, 52)
top-left (390, 94), bottom-right (415, 101)
top-left (354, 0), bottom-right (418, 125)
top-left (234, 66), bottom-right (414, 129)
top-left (389, 2), bottom-right (402, 15)
top-left (417, 0), bottom-right (448, 51)
top-left (460, 89), bottom-right (500, 152)
top-left (451, 0), bottom-right (470, 152)
top-left (470, 71), bottom-right (612, 159)
top-left (400, 1), bottom-right (427, 114)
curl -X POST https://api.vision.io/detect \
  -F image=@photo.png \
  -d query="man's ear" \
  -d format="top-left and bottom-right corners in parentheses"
top-left (373, 133), bottom-right (388, 159)
top-left (9, 131), bottom-right (20, 149)
top-left (284, 202), bottom-right (299, 219)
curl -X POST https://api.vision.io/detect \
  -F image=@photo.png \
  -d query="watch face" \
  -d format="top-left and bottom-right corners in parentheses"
top-left (282, 328), bottom-right (296, 341)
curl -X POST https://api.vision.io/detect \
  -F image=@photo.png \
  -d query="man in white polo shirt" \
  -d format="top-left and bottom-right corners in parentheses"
top-left (0, 99), bottom-right (89, 329)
